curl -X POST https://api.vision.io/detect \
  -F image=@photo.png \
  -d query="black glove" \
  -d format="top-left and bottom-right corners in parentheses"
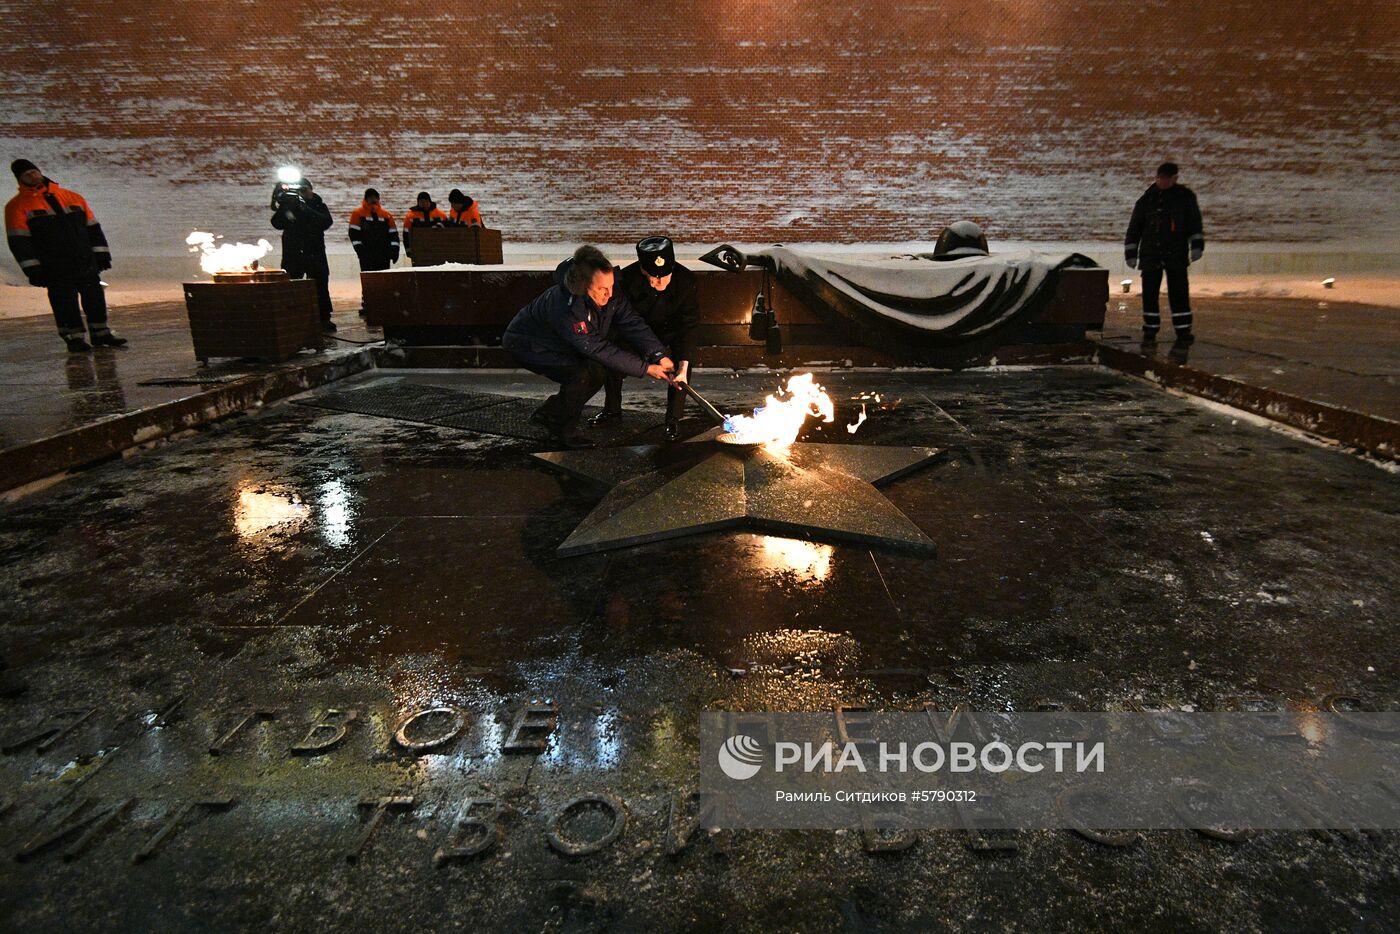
top-left (25, 269), bottom-right (46, 288)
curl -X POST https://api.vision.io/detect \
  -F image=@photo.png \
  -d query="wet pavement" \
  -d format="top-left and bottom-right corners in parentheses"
top-left (0, 301), bottom-right (376, 452)
top-left (1099, 295), bottom-right (1400, 424)
top-left (1, 367), bottom-right (1398, 931)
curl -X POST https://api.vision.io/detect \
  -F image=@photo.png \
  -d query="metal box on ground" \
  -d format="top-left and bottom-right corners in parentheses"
top-left (182, 270), bottom-right (321, 364)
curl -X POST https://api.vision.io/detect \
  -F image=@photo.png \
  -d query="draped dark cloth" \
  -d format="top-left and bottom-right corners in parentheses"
top-left (755, 248), bottom-right (1101, 346)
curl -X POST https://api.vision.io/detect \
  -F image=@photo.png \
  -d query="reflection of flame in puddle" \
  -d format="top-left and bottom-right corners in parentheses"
top-left (234, 485), bottom-right (309, 543)
top-left (758, 535), bottom-right (833, 584)
top-left (1296, 709), bottom-right (1327, 745)
top-left (317, 479), bottom-right (352, 548)
top-left (233, 479), bottom-right (356, 549)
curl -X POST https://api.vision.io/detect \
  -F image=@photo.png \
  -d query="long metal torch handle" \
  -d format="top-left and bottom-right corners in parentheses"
top-left (679, 381), bottom-right (728, 427)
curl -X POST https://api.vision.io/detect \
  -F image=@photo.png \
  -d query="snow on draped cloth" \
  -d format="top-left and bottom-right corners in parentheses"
top-left (746, 247), bottom-right (1101, 346)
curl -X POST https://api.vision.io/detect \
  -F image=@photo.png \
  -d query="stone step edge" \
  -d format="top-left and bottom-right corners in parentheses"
top-left (0, 349), bottom-right (375, 497)
top-left (1093, 342), bottom-right (1398, 463)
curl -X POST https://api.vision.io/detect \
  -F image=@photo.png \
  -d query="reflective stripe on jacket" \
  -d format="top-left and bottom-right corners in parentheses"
top-left (348, 202), bottom-right (400, 265)
top-left (5, 179), bottom-right (110, 282)
top-left (446, 201), bottom-right (483, 227)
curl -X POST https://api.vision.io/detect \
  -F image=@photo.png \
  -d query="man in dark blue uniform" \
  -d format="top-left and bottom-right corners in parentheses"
top-left (591, 236), bottom-right (700, 441)
top-left (503, 244), bottom-right (674, 449)
top-left (1125, 161), bottom-right (1205, 344)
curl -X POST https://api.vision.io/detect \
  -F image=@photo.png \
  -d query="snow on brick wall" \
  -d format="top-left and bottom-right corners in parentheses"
top-left (1, 0), bottom-right (1397, 255)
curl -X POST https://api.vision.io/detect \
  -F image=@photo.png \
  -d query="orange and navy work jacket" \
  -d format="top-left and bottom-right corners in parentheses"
top-left (5, 180), bottom-right (110, 283)
top-left (446, 200), bottom-right (483, 227)
top-left (401, 204), bottom-right (446, 256)
top-left (348, 202), bottom-right (400, 266)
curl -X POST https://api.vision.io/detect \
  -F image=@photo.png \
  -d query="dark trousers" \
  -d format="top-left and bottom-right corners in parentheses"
top-left (47, 277), bottom-right (109, 338)
top-left (521, 359), bottom-right (608, 434)
top-left (1140, 265), bottom-right (1191, 335)
top-left (603, 370), bottom-right (686, 422)
top-left (285, 254), bottom-right (333, 322)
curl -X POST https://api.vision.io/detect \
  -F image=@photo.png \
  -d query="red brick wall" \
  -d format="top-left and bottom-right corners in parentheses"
top-left (2, 1), bottom-right (1397, 246)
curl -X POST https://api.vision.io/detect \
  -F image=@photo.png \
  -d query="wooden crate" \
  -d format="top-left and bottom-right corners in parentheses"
top-left (183, 273), bottom-right (321, 363)
top-left (409, 227), bottom-right (504, 266)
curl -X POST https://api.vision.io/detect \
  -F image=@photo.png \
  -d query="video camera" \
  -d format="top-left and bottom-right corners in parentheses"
top-left (271, 180), bottom-right (307, 212)
top-left (270, 167), bottom-right (308, 211)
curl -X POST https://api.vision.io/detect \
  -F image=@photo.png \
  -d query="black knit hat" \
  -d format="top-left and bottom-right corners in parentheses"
top-left (416, 191), bottom-right (431, 202)
top-left (11, 158), bottom-right (38, 180)
top-left (636, 236), bottom-right (675, 278)
top-left (1156, 161), bottom-right (1179, 177)
top-left (448, 188), bottom-right (466, 205)
top-left (364, 187), bottom-right (380, 200)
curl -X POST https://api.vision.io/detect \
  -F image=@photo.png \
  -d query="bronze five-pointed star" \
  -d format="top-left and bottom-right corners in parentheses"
top-left (533, 434), bottom-right (939, 556)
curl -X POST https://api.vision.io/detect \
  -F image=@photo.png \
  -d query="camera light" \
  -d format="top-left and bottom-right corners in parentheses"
top-left (277, 166), bottom-right (303, 184)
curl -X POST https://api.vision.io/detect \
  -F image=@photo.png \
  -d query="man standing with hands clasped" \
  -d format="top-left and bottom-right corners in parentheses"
top-left (1125, 161), bottom-right (1205, 344)
top-left (6, 159), bottom-right (126, 352)
top-left (503, 245), bottom-right (674, 449)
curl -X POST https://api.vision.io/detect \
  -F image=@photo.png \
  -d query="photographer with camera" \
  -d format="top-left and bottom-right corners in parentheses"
top-left (270, 174), bottom-right (335, 332)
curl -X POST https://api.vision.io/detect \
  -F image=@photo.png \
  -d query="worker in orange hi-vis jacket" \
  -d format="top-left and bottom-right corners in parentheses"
top-left (401, 191), bottom-right (446, 261)
top-left (445, 189), bottom-right (484, 227)
top-left (5, 158), bottom-right (127, 352)
top-left (348, 188), bottom-right (399, 271)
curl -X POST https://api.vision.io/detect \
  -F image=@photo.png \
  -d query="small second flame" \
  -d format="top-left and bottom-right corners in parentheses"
top-left (847, 404), bottom-right (868, 434)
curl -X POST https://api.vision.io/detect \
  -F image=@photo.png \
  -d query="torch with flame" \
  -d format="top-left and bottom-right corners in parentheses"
top-left (721, 373), bottom-right (836, 449)
top-left (186, 231), bottom-right (274, 276)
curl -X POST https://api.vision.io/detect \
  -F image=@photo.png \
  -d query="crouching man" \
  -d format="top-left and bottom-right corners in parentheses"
top-left (503, 245), bottom-right (674, 449)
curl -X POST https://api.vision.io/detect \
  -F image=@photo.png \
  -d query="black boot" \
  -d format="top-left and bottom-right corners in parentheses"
top-left (322, 319), bottom-right (338, 333)
top-left (588, 408), bottom-right (622, 427)
top-left (64, 335), bottom-right (91, 353)
top-left (1174, 331), bottom-right (1195, 345)
top-left (663, 419), bottom-right (681, 442)
top-left (90, 332), bottom-right (128, 348)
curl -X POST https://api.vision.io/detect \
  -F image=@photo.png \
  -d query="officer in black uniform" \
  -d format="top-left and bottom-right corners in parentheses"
top-left (270, 175), bottom-right (336, 331)
top-left (503, 244), bottom-right (675, 449)
top-left (1125, 161), bottom-right (1205, 343)
top-left (592, 236), bottom-right (699, 441)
